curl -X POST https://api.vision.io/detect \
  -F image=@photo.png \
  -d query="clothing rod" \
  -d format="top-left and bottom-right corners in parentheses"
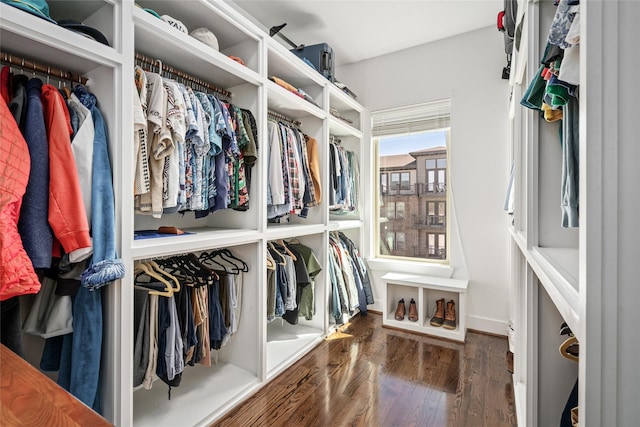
top-left (1, 51), bottom-right (88, 84)
top-left (267, 109), bottom-right (301, 126)
top-left (135, 52), bottom-right (232, 98)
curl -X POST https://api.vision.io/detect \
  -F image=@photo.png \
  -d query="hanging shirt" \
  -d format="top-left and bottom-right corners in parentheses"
top-left (133, 70), bottom-right (150, 198)
top-left (162, 80), bottom-right (186, 211)
top-left (143, 72), bottom-right (174, 218)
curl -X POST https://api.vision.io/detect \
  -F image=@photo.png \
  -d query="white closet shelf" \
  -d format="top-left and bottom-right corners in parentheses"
top-left (131, 228), bottom-right (260, 259)
top-left (381, 272), bottom-right (468, 292)
top-left (328, 84), bottom-right (363, 113)
top-left (266, 321), bottom-right (323, 379)
top-left (267, 39), bottom-right (328, 88)
top-left (328, 219), bottom-right (363, 231)
top-left (132, 363), bottom-right (260, 427)
top-left (265, 223), bottom-right (326, 240)
top-left (328, 115), bottom-right (362, 138)
top-left (135, 0), bottom-right (262, 48)
top-left (1, 4), bottom-right (122, 68)
top-left (48, 0), bottom-right (114, 24)
top-left (266, 81), bottom-right (326, 119)
top-left (133, 7), bottom-right (262, 88)
top-left (383, 317), bottom-right (465, 341)
top-left (528, 246), bottom-right (580, 341)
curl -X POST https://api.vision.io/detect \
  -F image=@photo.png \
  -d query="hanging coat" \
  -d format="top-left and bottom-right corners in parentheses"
top-left (0, 99), bottom-right (40, 300)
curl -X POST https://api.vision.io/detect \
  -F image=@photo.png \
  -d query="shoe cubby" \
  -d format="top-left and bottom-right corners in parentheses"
top-left (385, 283), bottom-right (420, 322)
top-left (381, 272), bottom-right (468, 342)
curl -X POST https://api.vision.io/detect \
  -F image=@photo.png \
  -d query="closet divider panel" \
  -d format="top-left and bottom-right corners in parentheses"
top-left (510, 0), bottom-right (586, 425)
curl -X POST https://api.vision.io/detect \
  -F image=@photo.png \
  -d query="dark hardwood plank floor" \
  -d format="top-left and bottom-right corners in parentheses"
top-left (213, 313), bottom-right (516, 427)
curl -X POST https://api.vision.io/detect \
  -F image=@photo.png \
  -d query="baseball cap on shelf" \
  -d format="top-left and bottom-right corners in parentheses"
top-left (58, 19), bottom-right (109, 46)
top-left (134, 3), bottom-right (161, 19)
top-left (190, 27), bottom-right (219, 51)
top-left (161, 15), bottom-right (188, 34)
top-left (1, 0), bottom-right (57, 24)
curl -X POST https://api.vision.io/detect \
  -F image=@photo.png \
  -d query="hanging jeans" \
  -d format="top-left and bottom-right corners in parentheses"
top-left (41, 285), bottom-right (103, 412)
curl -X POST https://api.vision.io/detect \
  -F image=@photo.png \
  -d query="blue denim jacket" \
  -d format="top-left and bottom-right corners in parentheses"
top-left (73, 86), bottom-right (124, 289)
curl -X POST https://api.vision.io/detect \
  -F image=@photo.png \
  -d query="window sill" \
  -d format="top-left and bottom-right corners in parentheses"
top-left (366, 257), bottom-right (454, 278)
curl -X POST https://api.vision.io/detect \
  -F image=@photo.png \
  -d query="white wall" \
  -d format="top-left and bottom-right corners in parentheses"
top-left (338, 26), bottom-right (512, 335)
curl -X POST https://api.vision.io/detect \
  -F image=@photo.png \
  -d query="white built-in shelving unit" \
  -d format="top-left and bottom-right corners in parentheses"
top-left (0, 0), bottom-right (367, 425)
top-left (381, 272), bottom-right (468, 342)
top-left (509, 1), bottom-right (640, 426)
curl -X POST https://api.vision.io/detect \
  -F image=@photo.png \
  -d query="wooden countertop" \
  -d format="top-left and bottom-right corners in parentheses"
top-left (0, 344), bottom-right (113, 426)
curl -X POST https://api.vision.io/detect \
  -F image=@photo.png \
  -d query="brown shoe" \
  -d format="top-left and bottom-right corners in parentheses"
top-left (430, 298), bottom-right (445, 327)
top-left (408, 298), bottom-right (418, 322)
top-left (394, 298), bottom-right (406, 321)
top-left (442, 300), bottom-right (457, 330)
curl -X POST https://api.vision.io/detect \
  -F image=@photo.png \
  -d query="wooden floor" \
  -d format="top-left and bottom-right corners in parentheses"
top-left (214, 312), bottom-right (516, 427)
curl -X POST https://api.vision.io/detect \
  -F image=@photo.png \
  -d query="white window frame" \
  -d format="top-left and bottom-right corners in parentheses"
top-left (371, 99), bottom-right (452, 266)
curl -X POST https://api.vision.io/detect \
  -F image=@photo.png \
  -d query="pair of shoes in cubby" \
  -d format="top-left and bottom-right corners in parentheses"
top-left (430, 298), bottom-right (456, 329)
top-left (394, 298), bottom-right (418, 322)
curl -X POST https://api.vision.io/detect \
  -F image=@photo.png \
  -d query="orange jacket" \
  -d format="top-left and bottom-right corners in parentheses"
top-left (40, 85), bottom-right (91, 258)
top-left (0, 100), bottom-right (40, 300)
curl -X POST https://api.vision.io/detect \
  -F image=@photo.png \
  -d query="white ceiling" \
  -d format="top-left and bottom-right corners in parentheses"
top-left (234, 0), bottom-right (502, 66)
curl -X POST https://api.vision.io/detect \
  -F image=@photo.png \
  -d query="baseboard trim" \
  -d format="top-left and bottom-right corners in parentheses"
top-left (467, 315), bottom-right (509, 336)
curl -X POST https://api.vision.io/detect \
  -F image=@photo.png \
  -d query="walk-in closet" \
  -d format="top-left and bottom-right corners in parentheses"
top-left (1, 1), bottom-right (639, 426)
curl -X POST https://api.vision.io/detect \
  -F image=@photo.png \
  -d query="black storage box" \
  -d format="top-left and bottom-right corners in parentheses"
top-left (291, 43), bottom-right (335, 82)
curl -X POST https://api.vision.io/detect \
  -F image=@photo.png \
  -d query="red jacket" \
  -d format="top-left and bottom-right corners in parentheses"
top-left (40, 85), bottom-right (91, 258)
top-left (0, 100), bottom-right (40, 300)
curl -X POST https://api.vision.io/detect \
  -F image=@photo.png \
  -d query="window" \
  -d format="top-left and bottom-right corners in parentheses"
top-left (383, 201), bottom-right (405, 220)
top-left (385, 201), bottom-right (396, 219)
top-left (428, 234), bottom-right (436, 256)
top-left (390, 173), bottom-right (400, 193)
top-left (400, 172), bottom-right (410, 190)
top-left (373, 99), bottom-right (451, 262)
top-left (426, 157), bottom-right (447, 193)
top-left (427, 233), bottom-right (446, 259)
top-left (427, 201), bottom-right (446, 226)
top-left (380, 173), bottom-right (388, 194)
